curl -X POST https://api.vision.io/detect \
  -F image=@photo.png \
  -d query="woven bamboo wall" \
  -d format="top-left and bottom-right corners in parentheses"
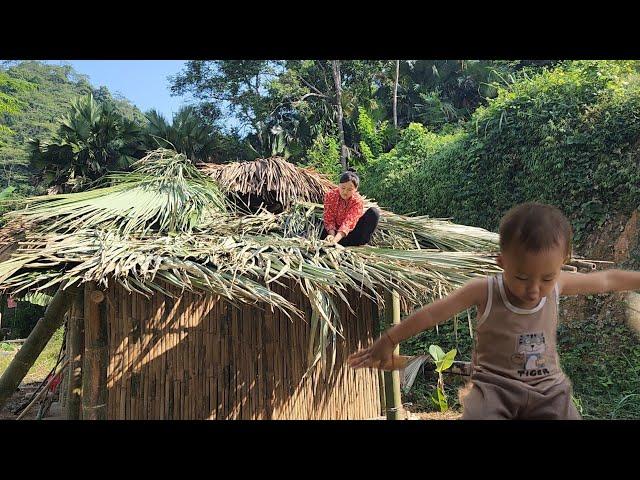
top-left (103, 280), bottom-right (381, 419)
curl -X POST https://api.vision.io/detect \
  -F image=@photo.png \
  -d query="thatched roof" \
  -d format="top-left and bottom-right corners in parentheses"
top-left (0, 220), bottom-right (25, 264)
top-left (0, 149), bottom-right (503, 369)
top-left (198, 156), bottom-right (336, 213)
top-left (0, 148), bottom-right (502, 312)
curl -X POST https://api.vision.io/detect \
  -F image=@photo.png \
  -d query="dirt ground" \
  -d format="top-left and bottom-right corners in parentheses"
top-left (367, 408), bottom-right (462, 420)
top-left (0, 382), bottom-right (43, 420)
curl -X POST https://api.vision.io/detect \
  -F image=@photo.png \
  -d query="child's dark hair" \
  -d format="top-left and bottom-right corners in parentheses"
top-left (339, 167), bottom-right (359, 188)
top-left (499, 202), bottom-right (573, 260)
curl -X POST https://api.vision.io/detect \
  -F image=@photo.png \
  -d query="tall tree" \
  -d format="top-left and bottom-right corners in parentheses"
top-left (170, 61), bottom-right (284, 136)
top-left (331, 60), bottom-right (348, 170)
top-left (392, 60), bottom-right (399, 128)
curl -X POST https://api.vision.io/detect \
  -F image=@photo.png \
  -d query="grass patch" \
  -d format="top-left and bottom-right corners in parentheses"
top-left (558, 314), bottom-right (640, 420)
top-left (0, 327), bottom-right (64, 384)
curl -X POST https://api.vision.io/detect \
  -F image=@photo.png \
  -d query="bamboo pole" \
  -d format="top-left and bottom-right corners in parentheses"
top-left (66, 289), bottom-right (84, 420)
top-left (81, 283), bottom-right (108, 420)
top-left (0, 284), bottom-right (78, 410)
top-left (383, 290), bottom-right (404, 420)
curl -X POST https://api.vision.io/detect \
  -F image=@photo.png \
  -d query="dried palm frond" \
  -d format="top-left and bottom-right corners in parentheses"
top-left (0, 219), bottom-right (27, 262)
top-left (278, 202), bottom-right (500, 252)
top-left (199, 156), bottom-right (335, 211)
top-left (5, 149), bottom-right (226, 236)
top-left (0, 229), bottom-right (500, 308)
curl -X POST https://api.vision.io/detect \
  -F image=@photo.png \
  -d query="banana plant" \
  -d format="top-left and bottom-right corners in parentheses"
top-left (428, 344), bottom-right (457, 412)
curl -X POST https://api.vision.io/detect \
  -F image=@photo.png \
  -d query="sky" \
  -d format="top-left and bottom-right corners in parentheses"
top-left (44, 60), bottom-right (192, 119)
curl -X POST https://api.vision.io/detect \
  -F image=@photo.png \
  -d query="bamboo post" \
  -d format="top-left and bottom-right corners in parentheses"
top-left (67, 289), bottom-right (84, 420)
top-left (0, 284), bottom-right (77, 410)
top-left (81, 283), bottom-right (108, 420)
top-left (383, 290), bottom-right (404, 420)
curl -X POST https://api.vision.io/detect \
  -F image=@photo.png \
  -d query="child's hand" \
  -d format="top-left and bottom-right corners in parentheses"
top-left (348, 332), bottom-right (396, 370)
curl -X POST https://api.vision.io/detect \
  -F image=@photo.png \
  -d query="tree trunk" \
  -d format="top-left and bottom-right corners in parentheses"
top-left (393, 60), bottom-right (400, 129)
top-left (66, 289), bottom-right (84, 420)
top-left (0, 284), bottom-right (77, 410)
top-left (331, 60), bottom-right (348, 170)
top-left (81, 283), bottom-right (108, 420)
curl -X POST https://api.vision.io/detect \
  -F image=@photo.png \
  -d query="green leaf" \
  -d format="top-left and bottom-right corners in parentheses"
top-left (436, 387), bottom-right (448, 412)
top-left (429, 344), bottom-right (445, 362)
top-left (436, 348), bottom-right (457, 373)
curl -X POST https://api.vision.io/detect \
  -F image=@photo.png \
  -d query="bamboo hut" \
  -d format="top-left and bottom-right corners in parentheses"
top-left (0, 150), bottom-right (503, 420)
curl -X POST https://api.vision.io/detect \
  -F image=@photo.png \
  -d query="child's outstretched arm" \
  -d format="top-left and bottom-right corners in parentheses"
top-left (558, 269), bottom-right (640, 297)
top-left (348, 277), bottom-right (486, 370)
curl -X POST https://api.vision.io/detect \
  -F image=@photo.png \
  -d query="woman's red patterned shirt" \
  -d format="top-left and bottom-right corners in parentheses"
top-left (323, 188), bottom-right (364, 236)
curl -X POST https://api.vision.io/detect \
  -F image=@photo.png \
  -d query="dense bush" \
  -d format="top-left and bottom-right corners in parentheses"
top-left (361, 61), bottom-right (640, 244)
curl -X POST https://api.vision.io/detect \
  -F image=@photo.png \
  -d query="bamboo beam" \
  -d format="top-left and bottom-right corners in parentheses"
top-left (66, 289), bottom-right (84, 420)
top-left (81, 283), bottom-right (108, 420)
top-left (383, 290), bottom-right (404, 420)
top-left (0, 284), bottom-right (77, 410)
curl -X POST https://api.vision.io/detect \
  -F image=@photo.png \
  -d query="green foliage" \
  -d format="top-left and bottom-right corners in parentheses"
top-left (362, 123), bottom-right (465, 213)
top-left (361, 61), bottom-right (640, 248)
top-left (28, 93), bottom-right (144, 191)
top-left (0, 186), bottom-right (24, 227)
top-left (144, 106), bottom-right (221, 162)
top-left (0, 61), bottom-right (144, 194)
top-left (0, 186), bottom-right (15, 200)
top-left (356, 107), bottom-right (388, 163)
top-left (302, 133), bottom-right (342, 177)
top-left (170, 60), bottom-right (284, 134)
top-left (456, 60), bottom-right (640, 237)
top-left (170, 60), bottom-right (553, 167)
top-left (0, 71), bottom-right (36, 141)
top-left (558, 313), bottom-right (640, 419)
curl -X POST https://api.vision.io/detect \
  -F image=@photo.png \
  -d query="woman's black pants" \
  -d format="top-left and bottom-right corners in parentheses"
top-left (320, 208), bottom-right (380, 246)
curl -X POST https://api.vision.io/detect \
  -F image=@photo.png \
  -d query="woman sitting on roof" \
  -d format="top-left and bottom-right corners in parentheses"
top-left (321, 168), bottom-right (380, 247)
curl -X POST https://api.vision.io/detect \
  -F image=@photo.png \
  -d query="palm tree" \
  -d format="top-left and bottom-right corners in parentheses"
top-left (143, 106), bottom-right (219, 162)
top-left (371, 60), bottom-right (501, 128)
top-left (28, 94), bottom-right (143, 192)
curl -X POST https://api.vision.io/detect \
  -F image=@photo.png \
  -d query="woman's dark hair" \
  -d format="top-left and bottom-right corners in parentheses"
top-left (339, 167), bottom-right (359, 188)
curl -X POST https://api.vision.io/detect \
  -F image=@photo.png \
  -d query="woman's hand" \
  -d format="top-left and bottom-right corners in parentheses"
top-left (347, 331), bottom-right (397, 370)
